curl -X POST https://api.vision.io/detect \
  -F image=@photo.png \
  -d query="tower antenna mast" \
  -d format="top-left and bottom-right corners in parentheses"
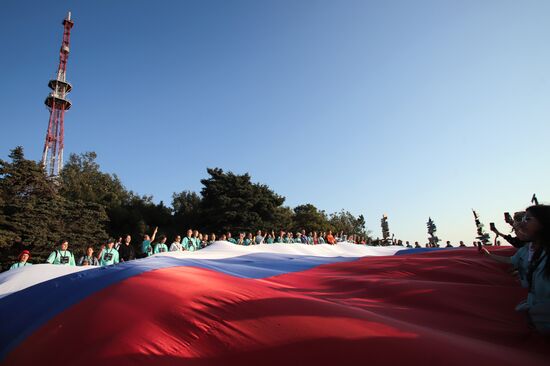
top-left (41, 11), bottom-right (74, 177)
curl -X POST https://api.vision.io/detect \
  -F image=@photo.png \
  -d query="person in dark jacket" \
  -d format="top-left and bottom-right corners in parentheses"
top-left (119, 234), bottom-right (136, 262)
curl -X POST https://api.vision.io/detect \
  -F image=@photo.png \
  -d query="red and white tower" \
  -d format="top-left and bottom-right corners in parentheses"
top-left (41, 12), bottom-right (74, 177)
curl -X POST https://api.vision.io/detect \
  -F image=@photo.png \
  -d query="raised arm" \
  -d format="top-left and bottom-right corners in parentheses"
top-left (150, 226), bottom-right (158, 243)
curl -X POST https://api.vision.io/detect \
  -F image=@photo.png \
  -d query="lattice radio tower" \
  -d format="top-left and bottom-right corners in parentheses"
top-left (41, 12), bottom-right (74, 177)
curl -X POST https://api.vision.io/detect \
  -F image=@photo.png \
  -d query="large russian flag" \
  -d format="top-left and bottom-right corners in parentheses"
top-left (0, 242), bottom-right (548, 365)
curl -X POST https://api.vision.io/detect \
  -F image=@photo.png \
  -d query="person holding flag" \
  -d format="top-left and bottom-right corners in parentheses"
top-left (99, 239), bottom-right (120, 266)
top-left (154, 235), bottom-right (169, 254)
top-left (182, 229), bottom-right (196, 251)
top-left (46, 240), bottom-right (76, 266)
top-left (140, 227), bottom-right (158, 257)
top-left (10, 250), bottom-right (32, 270)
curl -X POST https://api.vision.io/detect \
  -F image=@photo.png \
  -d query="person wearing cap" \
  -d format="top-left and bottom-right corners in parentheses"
top-left (47, 240), bottom-right (76, 266)
top-left (99, 238), bottom-right (120, 266)
top-left (78, 246), bottom-right (99, 266)
top-left (10, 250), bottom-right (32, 270)
top-left (154, 235), bottom-right (169, 254)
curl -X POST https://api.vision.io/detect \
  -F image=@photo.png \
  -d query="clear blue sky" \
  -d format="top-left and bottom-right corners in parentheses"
top-left (1, 0), bottom-right (549, 244)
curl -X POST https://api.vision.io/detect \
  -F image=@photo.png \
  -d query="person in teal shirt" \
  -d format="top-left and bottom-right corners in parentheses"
top-left (226, 232), bottom-right (237, 244)
top-left (283, 233), bottom-right (292, 243)
top-left (193, 230), bottom-right (202, 250)
top-left (266, 233), bottom-right (274, 244)
top-left (243, 233), bottom-right (253, 246)
top-left (141, 226), bottom-right (158, 257)
top-left (154, 235), bottom-right (169, 254)
top-left (276, 231), bottom-right (285, 243)
top-left (100, 239), bottom-right (120, 266)
top-left (10, 250), bottom-right (32, 270)
top-left (236, 233), bottom-right (245, 245)
top-left (47, 240), bottom-right (76, 266)
top-left (182, 229), bottom-right (196, 251)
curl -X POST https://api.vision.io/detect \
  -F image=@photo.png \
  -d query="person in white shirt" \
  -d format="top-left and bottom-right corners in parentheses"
top-left (170, 235), bottom-right (184, 251)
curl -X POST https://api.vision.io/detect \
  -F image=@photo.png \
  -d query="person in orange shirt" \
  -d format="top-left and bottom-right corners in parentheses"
top-left (326, 230), bottom-right (336, 245)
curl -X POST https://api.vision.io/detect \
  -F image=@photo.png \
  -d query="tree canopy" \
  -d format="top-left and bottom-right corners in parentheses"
top-left (0, 147), bottom-right (371, 270)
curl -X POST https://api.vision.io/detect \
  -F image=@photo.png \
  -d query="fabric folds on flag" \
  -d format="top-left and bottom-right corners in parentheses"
top-left (0, 242), bottom-right (548, 366)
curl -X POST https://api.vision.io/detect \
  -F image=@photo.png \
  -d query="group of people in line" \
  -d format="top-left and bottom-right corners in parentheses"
top-left (8, 229), bottom-right (368, 269)
top-left (6, 204), bottom-right (550, 334)
top-left (7, 225), bottom-right (519, 270)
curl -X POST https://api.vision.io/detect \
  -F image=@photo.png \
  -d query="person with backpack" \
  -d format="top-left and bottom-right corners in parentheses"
top-left (99, 238), bottom-right (119, 266)
top-left (154, 235), bottom-right (169, 254)
top-left (182, 229), bottom-right (196, 251)
top-left (170, 235), bottom-right (183, 251)
top-left (46, 240), bottom-right (76, 266)
top-left (78, 246), bottom-right (99, 266)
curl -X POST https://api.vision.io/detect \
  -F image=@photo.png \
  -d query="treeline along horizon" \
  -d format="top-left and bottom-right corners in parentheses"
top-left (0, 147), bottom-right (369, 270)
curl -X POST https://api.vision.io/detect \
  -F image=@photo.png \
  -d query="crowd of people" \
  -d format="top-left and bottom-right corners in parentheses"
top-left (8, 229), bottom-right (371, 269)
top-left (6, 205), bottom-right (550, 334)
top-left (480, 205), bottom-right (550, 334)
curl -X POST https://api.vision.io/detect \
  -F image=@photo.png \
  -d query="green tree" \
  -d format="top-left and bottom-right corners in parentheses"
top-left (60, 152), bottom-right (130, 207)
top-left (199, 168), bottom-right (286, 233)
top-left (293, 204), bottom-right (329, 232)
top-left (172, 191), bottom-right (202, 231)
top-left (329, 210), bottom-right (370, 238)
top-left (60, 152), bottom-right (171, 242)
top-left (271, 206), bottom-right (295, 232)
top-left (0, 147), bottom-right (109, 269)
